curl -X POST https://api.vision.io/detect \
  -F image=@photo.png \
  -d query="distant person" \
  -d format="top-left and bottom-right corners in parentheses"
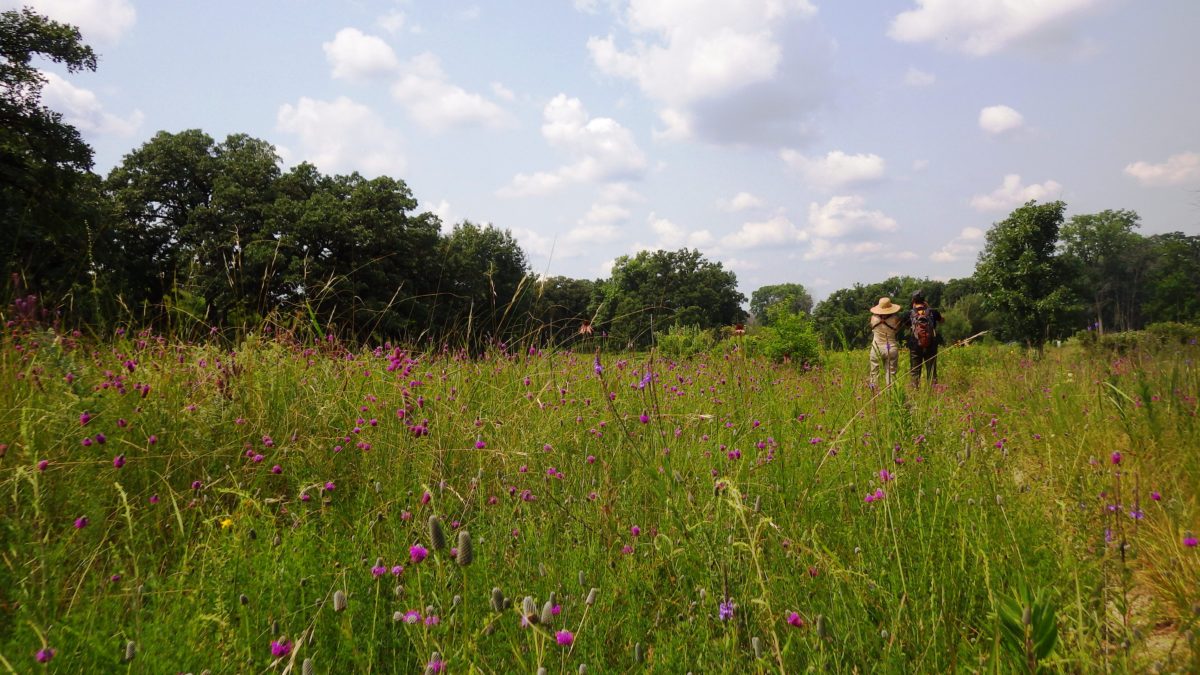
top-left (904, 290), bottom-right (944, 387)
top-left (868, 297), bottom-right (903, 387)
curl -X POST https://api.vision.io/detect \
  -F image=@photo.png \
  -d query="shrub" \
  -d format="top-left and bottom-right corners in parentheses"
top-left (759, 304), bottom-right (820, 365)
top-left (655, 323), bottom-right (716, 357)
top-left (1144, 321), bottom-right (1200, 345)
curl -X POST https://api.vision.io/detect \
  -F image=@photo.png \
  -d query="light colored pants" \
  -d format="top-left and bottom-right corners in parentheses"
top-left (869, 341), bottom-right (899, 386)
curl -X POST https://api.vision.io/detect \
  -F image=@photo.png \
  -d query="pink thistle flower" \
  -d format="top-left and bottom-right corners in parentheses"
top-left (35, 648), bottom-right (55, 663)
top-left (409, 544), bottom-right (429, 563)
top-left (74, 516), bottom-right (89, 529)
top-left (270, 639), bottom-right (291, 657)
top-left (1111, 451), bottom-right (1122, 465)
top-left (556, 629), bottom-right (574, 645)
top-left (113, 454), bottom-right (126, 469)
top-left (787, 612), bottom-right (805, 628)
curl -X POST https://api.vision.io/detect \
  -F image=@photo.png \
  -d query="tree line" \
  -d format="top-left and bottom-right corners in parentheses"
top-left (3, 7), bottom-right (1198, 352)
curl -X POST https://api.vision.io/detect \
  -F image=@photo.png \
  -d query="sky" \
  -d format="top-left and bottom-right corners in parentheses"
top-left (10, 0), bottom-right (1200, 300)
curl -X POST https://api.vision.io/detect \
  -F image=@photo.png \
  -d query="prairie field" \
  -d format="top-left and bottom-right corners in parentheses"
top-left (1, 327), bottom-right (1198, 673)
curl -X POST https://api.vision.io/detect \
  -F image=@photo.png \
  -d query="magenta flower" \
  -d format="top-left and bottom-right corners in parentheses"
top-left (1111, 451), bottom-right (1122, 465)
top-left (272, 465), bottom-right (282, 474)
top-left (270, 639), bottom-right (291, 657)
top-left (427, 655), bottom-right (445, 672)
top-left (81, 437), bottom-right (93, 447)
top-left (149, 494), bottom-right (159, 504)
top-left (1151, 491), bottom-right (1162, 501)
top-left (37, 459), bottom-right (49, 472)
top-left (475, 440), bottom-right (486, 449)
top-left (639, 413), bottom-right (650, 424)
top-left (95, 433), bottom-right (106, 444)
top-left (630, 525), bottom-right (641, 536)
top-left (719, 598), bottom-right (735, 621)
top-left (80, 412), bottom-right (91, 426)
top-left (556, 629), bottom-right (575, 645)
top-left (878, 469), bottom-right (892, 482)
top-left (324, 481), bottom-right (335, 491)
top-left (410, 544), bottom-right (429, 563)
top-left (35, 648), bottom-right (55, 663)
top-left (786, 611), bottom-right (805, 628)
top-left (191, 480), bottom-right (203, 490)
top-left (74, 516), bottom-right (89, 529)
top-left (403, 609), bottom-right (421, 623)
top-left (1185, 535), bottom-right (1198, 548)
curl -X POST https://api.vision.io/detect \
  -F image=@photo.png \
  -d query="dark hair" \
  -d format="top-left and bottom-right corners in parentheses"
top-left (911, 289), bottom-right (925, 303)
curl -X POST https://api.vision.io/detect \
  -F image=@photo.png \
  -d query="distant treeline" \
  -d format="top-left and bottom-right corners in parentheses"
top-left (3, 8), bottom-right (1198, 351)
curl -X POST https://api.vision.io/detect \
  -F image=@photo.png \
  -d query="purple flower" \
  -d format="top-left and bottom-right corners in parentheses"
top-left (878, 469), bottom-right (892, 482)
top-left (403, 610), bottom-right (421, 624)
top-left (1111, 451), bottom-right (1122, 465)
top-left (191, 480), bottom-right (203, 490)
top-left (639, 413), bottom-right (650, 424)
top-left (556, 629), bottom-right (575, 645)
top-left (593, 357), bottom-right (603, 375)
top-left (149, 494), bottom-right (159, 504)
top-left (81, 437), bottom-right (93, 447)
top-left (475, 440), bottom-right (486, 449)
top-left (270, 639), bottom-right (291, 657)
top-left (372, 564), bottom-right (387, 577)
top-left (424, 614), bottom-right (440, 626)
top-left (1185, 535), bottom-right (1198, 548)
top-left (324, 481), bottom-right (335, 492)
top-left (80, 412), bottom-right (91, 426)
top-left (719, 598), bottom-right (735, 621)
top-left (37, 459), bottom-right (49, 472)
top-left (410, 544), bottom-right (429, 563)
top-left (1151, 491), bottom-right (1162, 501)
top-left (112, 454), bottom-right (126, 469)
top-left (786, 611), bottom-right (805, 628)
top-left (427, 655), bottom-right (445, 672)
top-left (630, 525), bottom-right (641, 536)
top-left (35, 648), bottom-right (55, 663)
top-left (391, 565), bottom-right (403, 576)
top-left (95, 433), bottom-right (106, 444)
top-left (74, 516), bottom-right (89, 529)
top-left (272, 465), bottom-right (282, 474)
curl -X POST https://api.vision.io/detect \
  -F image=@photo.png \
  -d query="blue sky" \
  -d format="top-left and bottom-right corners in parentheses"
top-left (12, 0), bottom-right (1200, 300)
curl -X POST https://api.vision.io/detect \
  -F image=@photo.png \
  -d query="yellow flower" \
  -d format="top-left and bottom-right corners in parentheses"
top-left (220, 518), bottom-right (233, 529)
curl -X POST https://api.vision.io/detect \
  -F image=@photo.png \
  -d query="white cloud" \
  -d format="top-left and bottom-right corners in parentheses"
top-left (807, 195), bottom-right (898, 238)
top-left (720, 214), bottom-right (806, 250)
top-left (599, 182), bottom-right (645, 203)
top-left (979, 105), bottom-right (1024, 134)
top-left (491, 82), bottom-right (516, 101)
top-left (633, 213), bottom-right (713, 251)
top-left (422, 199), bottom-right (451, 224)
top-left (970, 174), bottom-right (1062, 211)
top-left (781, 149), bottom-right (887, 189)
top-left (276, 96), bottom-right (406, 177)
top-left (888, 0), bottom-right (1107, 56)
top-left (931, 227), bottom-right (986, 262)
top-left (586, 0), bottom-right (824, 145)
top-left (457, 5), bottom-right (481, 21)
top-left (1123, 152), bottom-right (1200, 187)
top-left (8, 0), bottom-right (136, 44)
top-left (376, 10), bottom-right (407, 34)
top-left (802, 239), bottom-right (904, 261)
top-left (718, 191), bottom-right (764, 212)
top-left (498, 95), bottom-right (646, 197)
top-left (392, 53), bottom-right (512, 132)
top-left (40, 71), bottom-right (142, 137)
top-left (904, 66), bottom-right (936, 86)
top-left (912, 159), bottom-right (930, 171)
top-left (324, 28), bottom-right (400, 80)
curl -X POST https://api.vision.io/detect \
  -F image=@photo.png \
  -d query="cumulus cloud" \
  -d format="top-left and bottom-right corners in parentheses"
top-left (888, 0), bottom-right (1107, 56)
top-left (40, 71), bottom-right (142, 137)
top-left (802, 239), bottom-right (915, 262)
top-left (276, 96), bottom-right (406, 177)
top-left (490, 82), bottom-right (516, 101)
top-left (720, 214), bottom-right (806, 250)
top-left (422, 199), bottom-right (451, 225)
top-left (633, 213), bottom-right (713, 251)
top-left (970, 174), bottom-right (1062, 211)
top-left (585, 0), bottom-right (826, 145)
top-left (324, 28), bottom-right (400, 80)
top-left (979, 105), bottom-right (1024, 134)
top-left (931, 226), bottom-right (985, 262)
top-left (781, 149), bottom-right (886, 189)
top-left (376, 10), bottom-right (408, 34)
top-left (7, 0), bottom-right (136, 44)
top-left (498, 95), bottom-right (647, 197)
top-left (391, 53), bottom-right (512, 132)
top-left (718, 191), bottom-right (764, 212)
top-left (904, 66), bottom-right (936, 86)
top-left (807, 195), bottom-right (898, 239)
top-left (1123, 152), bottom-right (1200, 187)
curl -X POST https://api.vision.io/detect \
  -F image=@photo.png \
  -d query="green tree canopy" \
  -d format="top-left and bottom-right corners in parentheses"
top-left (1059, 209), bottom-right (1146, 332)
top-left (975, 200), bottom-right (1075, 351)
top-left (596, 248), bottom-right (745, 348)
top-left (750, 283), bottom-right (813, 325)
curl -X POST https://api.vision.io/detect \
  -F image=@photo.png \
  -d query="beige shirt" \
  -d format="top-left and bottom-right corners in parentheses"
top-left (870, 314), bottom-right (901, 349)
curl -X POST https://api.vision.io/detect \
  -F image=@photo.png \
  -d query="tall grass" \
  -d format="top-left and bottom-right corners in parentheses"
top-left (0, 325), bottom-right (1196, 672)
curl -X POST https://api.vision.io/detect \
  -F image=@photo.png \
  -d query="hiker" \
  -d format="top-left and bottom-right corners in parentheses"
top-left (904, 290), bottom-right (944, 387)
top-left (867, 297), bottom-right (903, 387)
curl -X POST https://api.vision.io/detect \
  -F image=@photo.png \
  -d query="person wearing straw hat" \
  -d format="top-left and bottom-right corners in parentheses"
top-left (868, 297), bottom-right (903, 387)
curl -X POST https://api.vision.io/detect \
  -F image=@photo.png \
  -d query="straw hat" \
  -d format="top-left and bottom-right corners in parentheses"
top-left (870, 297), bottom-right (901, 314)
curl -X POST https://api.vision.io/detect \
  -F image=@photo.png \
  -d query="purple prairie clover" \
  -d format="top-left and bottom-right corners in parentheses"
top-left (37, 459), bottom-right (49, 472)
top-left (719, 598), bottom-right (735, 621)
top-left (1111, 451), bottom-right (1122, 465)
top-left (410, 544), bottom-right (429, 563)
top-left (270, 639), bottom-right (291, 657)
top-left (639, 413), bottom-right (650, 424)
top-left (74, 516), bottom-right (89, 529)
top-left (630, 525), bottom-right (641, 536)
top-left (556, 629), bottom-right (575, 646)
top-left (475, 440), bottom-right (486, 449)
top-left (113, 454), bottom-right (126, 469)
top-left (149, 494), bottom-right (159, 504)
top-left (81, 437), bottom-right (93, 447)
top-left (787, 612), bottom-right (805, 628)
top-left (1151, 491), bottom-right (1162, 501)
top-left (35, 648), bottom-right (55, 663)
top-left (272, 465), bottom-right (282, 474)
top-left (593, 357), bottom-right (603, 375)
top-left (324, 481), bottom-right (335, 492)
top-left (403, 610), bottom-right (421, 624)
top-left (878, 469), bottom-right (892, 482)
top-left (1185, 535), bottom-right (1198, 548)
top-left (424, 615), bottom-right (439, 626)
top-left (80, 412), bottom-right (91, 426)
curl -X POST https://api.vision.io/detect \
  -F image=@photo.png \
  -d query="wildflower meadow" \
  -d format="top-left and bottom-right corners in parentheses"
top-left (1, 324), bottom-right (1198, 673)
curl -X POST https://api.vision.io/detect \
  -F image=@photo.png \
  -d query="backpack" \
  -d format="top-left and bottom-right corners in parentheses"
top-left (911, 305), bottom-right (936, 350)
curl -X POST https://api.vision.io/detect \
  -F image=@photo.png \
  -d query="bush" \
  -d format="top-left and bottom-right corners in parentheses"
top-left (759, 304), bottom-right (821, 364)
top-left (655, 323), bottom-right (716, 357)
top-left (1144, 321), bottom-right (1200, 345)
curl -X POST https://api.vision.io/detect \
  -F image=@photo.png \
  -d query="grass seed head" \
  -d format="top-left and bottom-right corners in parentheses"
top-left (333, 589), bottom-right (348, 612)
top-left (123, 640), bottom-right (136, 662)
top-left (456, 530), bottom-right (473, 566)
top-left (586, 587), bottom-right (598, 606)
top-left (491, 587), bottom-right (505, 613)
top-left (428, 515), bottom-right (446, 551)
top-left (302, 658), bottom-right (314, 675)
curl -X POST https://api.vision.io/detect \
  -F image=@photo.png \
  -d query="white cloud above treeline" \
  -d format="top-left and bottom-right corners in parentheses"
top-left (978, 105), bottom-right (1024, 134)
top-left (4, 0), bottom-right (136, 44)
top-left (781, 150), bottom-right (887, 189)
top-left (970, 174), bottom-right (1062, 211)
top-left (276, 96), bottom-right (407, 177)
top-left (40, 71), bottom-right (142, 137)
top-left (1124, 152), bottom-right (1200, 187)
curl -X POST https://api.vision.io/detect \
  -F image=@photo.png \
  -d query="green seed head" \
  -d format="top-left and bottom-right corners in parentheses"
top-left (456, 530), bottom-right (473, 566)
top-left (428, 515), bottom-right (446, 551)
